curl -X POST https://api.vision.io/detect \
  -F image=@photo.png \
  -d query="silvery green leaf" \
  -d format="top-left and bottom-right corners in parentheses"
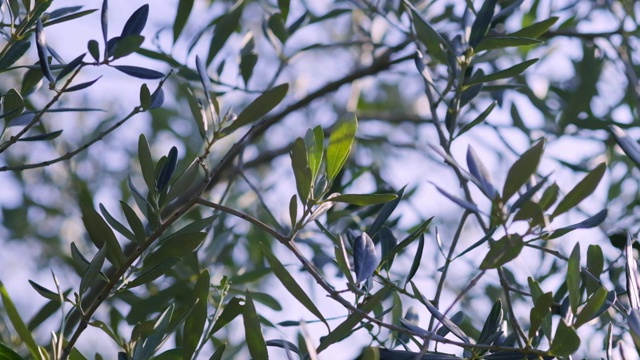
top-left (353, 232), bottom-right (377, 283)
top-left (467, 145), bottom-right (497, 199)
top-left (35, 18), bottom-right (53, 83)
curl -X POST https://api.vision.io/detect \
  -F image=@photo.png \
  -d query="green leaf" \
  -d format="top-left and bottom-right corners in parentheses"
top-left (244, 291), bottom-right (268, 360)
top-left (81, 201), bottom-right (125, 267)
top-left (17, 129), bottom-right (63, 141)
top-left (548, 320), bottom-right (580, 356)
top-left (165, 159), bottom-right (206, 206)
top-left (574, 286), bottom-right (608, 328)
top-left (35, 18), bottom-right (53, 83)
top-left (528, 291), bottom-right (553, 340)
top-left (206, 1), bottom-right (244, 64)
top-left (0, 342), bottom-right (24, 360)
top-left (99, 204), bottom-right (136, 242)
top-left (80, 245), bottom-right (107, 295)
top-left (478, 300), bottom-right (503, 345)
top-left (405, 235), bottom-right (424, 286)
top-left (239, 52), bottom-right (257, 87)
top-left (610, 125), bottom-right (640, 169)
top-left (288, 194), bottom-right (297, 228)
top-left (88, 39), bottom-right (100, 62)
top-left (305, 126), bottom-right (324, 183)
top-left (547, 209), bottom-right (608, 239)
top-left (113, 65), bottom-right (164, 79)
top-left (502, 140), bottom-right (544, 201)
top-left (209, 344), bottom-right (225, 360)
top-left (183, 270), bottom-right (210, 359)
top-left (552, 162), bottom-right (606, 218)
top-left (407, 7), bottom-right (447, 63)
top-left (211, 297), bottom-right (243, 335)
top-left (224, 83), bottom-right (288, 134)
top-left (28, 280), bottom-right (59, 301)
top-left (112, 34), bottom-right (144, 59)
top-left (335, 235), bottom-right (355, 285)
top-left (479, 234), bottom-right (524, 269)
top-left (156, 146), bottom-right (178, 192)
top-left (138, 134), bottom-right (156, 192)
top-left (369, 186), bottom-right (405, 237)
top-left (144, 232), bottom-right (206, 268)
top-left (466, 58), bottom-right (538, 87)
top-left (317, 286), bottom-right (390, 353)
top-left (475, 37), bottom-right (542, 52)
top-left (380, 217), bottom-right (433, 267)
top-left (0, 282), bottom-right (40, 360)
top-left (510, 17), bottom-right (559, 38)
top-left (326, 114), bottom-right (357, 181)
top-left (469, 0), bottom-right (497, 48)
top-left (121, 201), bottom-right (146, 244)
top-left (0, 40), bottom-right (31, 71)
top-left (260, 243), bottom-right (328, 328)
top-left (567, 243), bottom-right (581, 314)
top-left (528, 278), bottom-right (552, 340)
top-left (173, 0), bottom-right (194, 42)
top-left (3, 88), bottom-right (24, 123)
top-left (135, 305), bottom-right (174, 360)
top-left (412, 283), bottom-right (470, 344)
top-left (126, 258), bottom-right (180, 289)
top-left (278, 0), bottom-right (290, 21)
top-left (328, 193), bottom-right (397, 206)
top-left (586, 244), bottom-right (604, 294)
top-left (290, 138), bottom-right (312, 204)
top-left (56, 53), bottom-right (86, 84)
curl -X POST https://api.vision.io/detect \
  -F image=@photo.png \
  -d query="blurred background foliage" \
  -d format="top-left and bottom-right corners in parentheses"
top-left (2, 0), bottom-right (640, 359)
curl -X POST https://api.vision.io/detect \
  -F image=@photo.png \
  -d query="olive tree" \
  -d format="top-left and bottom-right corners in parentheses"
top-left (0, 0), bottom-right (639, 359)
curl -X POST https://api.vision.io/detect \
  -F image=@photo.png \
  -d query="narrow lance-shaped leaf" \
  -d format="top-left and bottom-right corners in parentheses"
top-left (120, 4), bottom-right (148, 38)
top-left (546, 209), bottom-right (608, 239)
top-left (326, 114), bottom-right (357, 181)
top-left (81, 201), bottom-right (125, 267)
top-left (502, 140), bottom-right (544, 201)
top-left (244, 291), bottom-right (268, 360)
top-left (467, 145), bottom-right (497, 199)
top-left (55, 53), bottom-right (85, 83)
top-left (304, 126), bottom-right (324, 182)
top-left (479, 234), bottom-right (524, 269)
top-left (412, 283), bottom-right (470, 343)
top-left (405, 234), bottom-right (424, 286)
top-left (317, 286), bottom-right (390, 353)
top-left (328, 193), bottom-right (397, 206)
top-left (207, 2), bottom-right (244, 64)
top-left (469, 0), bottom-right (497, 48)
top-left (224, 83), bottom-right (289, 134)
top-left (610, 125), bottom-right (640, 169)
top-left (0, 40), bottom-right (31, 71)
top-left (290, 138), bottom-right (312, 205)
top-left (79, 245), bottom-right (107, 295)
top-left (552, 163), bottom-right (606, 218)
top-left (101, 0), bottom-right (108, 54)
top-left (0, 281), bottom-right (41, 360)
top-left (431, 183), bottom-right (480, 213)
top-left (260, 243), bottom-right (328, 329)
top-left (156, 146), bottom-right (178, 192)
top-left (406, 5), bottom-right (448, 63)
top-left (529, 291), bottom-right (553, 341)
top-left (574, 286), bottom-right (608, 328)
top-left (627, 236), bottom-right (640, 310)
top-left (510, 17), bottom-right (559, 38)
top-left (567, 243), bottom-right (581, 314)
top-left (211, 297), bottom-right (244, 335)
top-left (353, 232), bottom-right (377, 283)
top-left (183, 270), bottom-right (210, 359)
top-left (173, 0), bottom-right (194, 42)
top-left (113, 65), bottom-right (164, 79)
top-left (466, 58), bottom-right (539, 87)
top-left (369, 186), bottom-right (405, 237)
top-left (64, 76), bottom-right (102, 92)
top-left (35, 18), bottom-right (54, 83)
top-left (126, 258), bottom-right (180, 289)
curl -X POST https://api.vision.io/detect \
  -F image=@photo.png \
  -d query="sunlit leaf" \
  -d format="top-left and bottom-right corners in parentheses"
top-left (511, 17), bottom-right (559, 38)
top-left (479, 234), bottom-right (523, 269)
top-left (548, 320), bottom-right (580, 356)
top-left (326, 114), bottom-right (357, 181)
top-left (224, 83), bottom-right (289, 134)
top-left (0, 282), bottom-right (40, 359)
top-left (206, 1), bottom-right (244, 64)
top-left (35, 18), bottom-right (53, 83)
top-left (574, 286), bottom-right (608, 328)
